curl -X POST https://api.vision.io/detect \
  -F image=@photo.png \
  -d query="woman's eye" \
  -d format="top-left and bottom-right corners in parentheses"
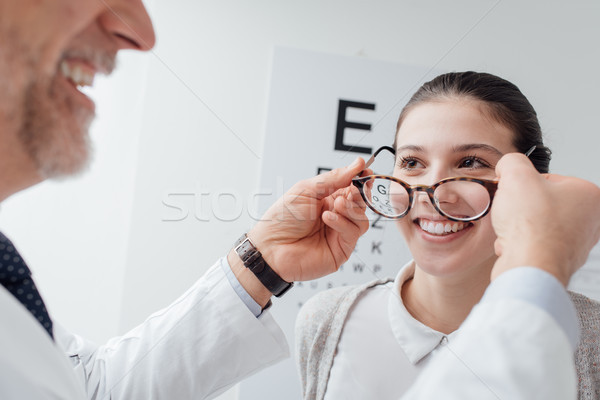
top-left (459, 157), bottom-right (490, 169)
top-left (398, 157), bottom-right (423, 169)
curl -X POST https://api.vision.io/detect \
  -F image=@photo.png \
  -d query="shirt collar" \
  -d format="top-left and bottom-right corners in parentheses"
top-left (387, 260), bottom-right (456, 364)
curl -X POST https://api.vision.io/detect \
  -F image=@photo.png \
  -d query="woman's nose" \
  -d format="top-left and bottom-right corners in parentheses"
top-left (412, 190), bottom-right (436, 215)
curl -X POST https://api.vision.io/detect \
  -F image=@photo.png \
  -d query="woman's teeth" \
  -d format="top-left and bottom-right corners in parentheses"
top-left (419, 219), bottom-right (466, 235)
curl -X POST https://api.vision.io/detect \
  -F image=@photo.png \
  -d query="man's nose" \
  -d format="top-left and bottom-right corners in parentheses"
top-left (98, 0), bottom-right (156, 51)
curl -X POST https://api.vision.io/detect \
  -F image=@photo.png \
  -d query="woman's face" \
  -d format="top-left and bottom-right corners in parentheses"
top-left (394, 98), bottom-right (517, 278)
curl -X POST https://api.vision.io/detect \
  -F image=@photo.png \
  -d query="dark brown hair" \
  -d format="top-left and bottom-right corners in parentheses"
top-left (394, 71), bottom-right (551, 173)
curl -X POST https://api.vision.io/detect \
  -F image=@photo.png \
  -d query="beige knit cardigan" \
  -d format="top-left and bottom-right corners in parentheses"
top-left (296, 278), bottom-right (600, 400)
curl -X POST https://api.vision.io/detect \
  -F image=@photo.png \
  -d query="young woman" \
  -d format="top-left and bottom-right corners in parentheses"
top-left (296, 71), bottom-right (600, 400)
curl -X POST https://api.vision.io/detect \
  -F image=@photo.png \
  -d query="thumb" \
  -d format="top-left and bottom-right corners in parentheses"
top-left (300, 157), bottom-right (365, 199)
top-left (495, 153), bottom-right (537, 182)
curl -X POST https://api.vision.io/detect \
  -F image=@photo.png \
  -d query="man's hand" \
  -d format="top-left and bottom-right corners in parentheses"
top-left (227, 158), bottom-right (369, 306)
top-left (250, 157), bottom-right (369, 282)
top-left (491, 153), bottom-right (600, 285)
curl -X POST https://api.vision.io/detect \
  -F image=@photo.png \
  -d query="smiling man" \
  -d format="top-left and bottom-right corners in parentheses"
top-left (0, 1), bottom-right (154, 190)
top-left (0, 1), bottom-right (374, 398)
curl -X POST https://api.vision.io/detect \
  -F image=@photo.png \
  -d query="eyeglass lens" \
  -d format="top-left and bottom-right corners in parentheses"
top-left (363, 178), bottom-right (491, 221)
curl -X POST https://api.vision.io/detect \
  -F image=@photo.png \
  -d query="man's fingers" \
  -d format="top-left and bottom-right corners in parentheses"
top-left (322, 211), bottom-right (364, 260)
top-left (360, 167), bottom-right (373, 177)
top-left (495, 152), bottom-right (537, 181)
top-left (333, 193), bottom-right (368, 227)
top-left (299, 157), bottom-right (365, 199)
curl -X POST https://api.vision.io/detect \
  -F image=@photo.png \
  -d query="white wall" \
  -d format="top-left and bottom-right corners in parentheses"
top-left (0, 1), bottom-right (598, 400)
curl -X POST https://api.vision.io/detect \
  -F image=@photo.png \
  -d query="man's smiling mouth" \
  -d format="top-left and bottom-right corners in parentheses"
top-left (60, 59), bottom-right (96, 90)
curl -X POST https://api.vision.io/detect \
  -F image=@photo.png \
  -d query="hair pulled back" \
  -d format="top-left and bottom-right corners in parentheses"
top-left (395, 71), bottom-right (551, 173)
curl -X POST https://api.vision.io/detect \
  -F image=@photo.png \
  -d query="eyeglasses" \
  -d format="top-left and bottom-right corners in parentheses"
top-left (352, 145), bottom-right (536, 222)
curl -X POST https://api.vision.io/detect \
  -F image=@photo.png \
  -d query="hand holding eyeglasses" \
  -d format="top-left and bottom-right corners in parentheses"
top-left (491, 153), bottom-right (600, 286)
top-left (243, 158), bottom-right (369, 285)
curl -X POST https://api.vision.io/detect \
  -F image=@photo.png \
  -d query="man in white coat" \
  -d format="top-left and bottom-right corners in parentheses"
top-left (0, 1), bottom-right (599, 399)
top-left (0, 1), bottom-right (371, 398)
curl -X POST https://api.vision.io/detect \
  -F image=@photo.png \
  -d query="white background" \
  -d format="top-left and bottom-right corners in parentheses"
top-left (0, 1), bottom-right (599, 399)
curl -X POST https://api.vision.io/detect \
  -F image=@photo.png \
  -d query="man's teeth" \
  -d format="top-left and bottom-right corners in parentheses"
top-left (60, 61), bottom-right (95, 87)
top-left (419, 219), bottom-right (466, 235)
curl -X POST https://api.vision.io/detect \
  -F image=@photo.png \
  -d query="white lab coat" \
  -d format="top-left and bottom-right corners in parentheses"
top-left (0, 261), bottom-right (577, 400)
top-left (402, 297), bottom-right (577, 399)
top-left (0, 260), bottom-right (288, 399)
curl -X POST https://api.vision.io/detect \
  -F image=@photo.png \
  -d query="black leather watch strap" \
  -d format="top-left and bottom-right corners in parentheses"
top-left (234, 234), bottom-right (294, 297)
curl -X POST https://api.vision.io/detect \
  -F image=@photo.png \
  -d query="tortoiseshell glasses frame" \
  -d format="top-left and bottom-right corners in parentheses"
top-left (351, 145), bottom-right (536, 222)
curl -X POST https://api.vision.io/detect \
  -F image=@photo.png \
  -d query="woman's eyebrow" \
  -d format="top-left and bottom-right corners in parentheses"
top-left (452, 143), bottom-right (503, 157)
top-left (396, 144), bottom-right (425, 153)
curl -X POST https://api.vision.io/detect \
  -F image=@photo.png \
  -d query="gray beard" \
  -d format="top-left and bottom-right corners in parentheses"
top-left (1, 29), bottom-right (95, 181)
top-left (18, 71), bottom-right (94, 180)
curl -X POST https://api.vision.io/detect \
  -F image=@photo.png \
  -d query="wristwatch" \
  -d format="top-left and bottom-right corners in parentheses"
top-left (234, 233), bottom-right (294, 297)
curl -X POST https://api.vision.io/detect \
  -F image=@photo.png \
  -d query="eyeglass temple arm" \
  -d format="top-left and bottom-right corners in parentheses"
top-left (525, 145), bottom-right (536, 157)
top-left (364, 145), bottom-right (396, 169)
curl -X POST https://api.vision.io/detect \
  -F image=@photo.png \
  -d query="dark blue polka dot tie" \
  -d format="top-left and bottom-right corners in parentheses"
top-left (0, 232), bottom-right (54, 339)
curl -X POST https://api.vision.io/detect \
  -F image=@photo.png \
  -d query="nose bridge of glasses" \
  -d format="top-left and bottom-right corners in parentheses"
top-left (409, 184), bottom-right (436, 198)
top-left (410, 186), bottom-right (436, 209)
top-left (407, 189), bottom-right (438, 220)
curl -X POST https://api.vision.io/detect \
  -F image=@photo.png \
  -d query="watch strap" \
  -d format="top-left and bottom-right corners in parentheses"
top-left (234, 234), bottom-right (294, 297)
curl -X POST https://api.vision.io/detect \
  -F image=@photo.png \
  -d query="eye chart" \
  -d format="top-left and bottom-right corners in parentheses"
top-left (239, 47), bottom-right (438, 399)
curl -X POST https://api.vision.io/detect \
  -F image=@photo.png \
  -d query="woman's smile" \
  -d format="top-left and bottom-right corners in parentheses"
top-left (413, 217), bottom-right (474, 244)
top-left (416, 218), bottom-right (469, 235)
